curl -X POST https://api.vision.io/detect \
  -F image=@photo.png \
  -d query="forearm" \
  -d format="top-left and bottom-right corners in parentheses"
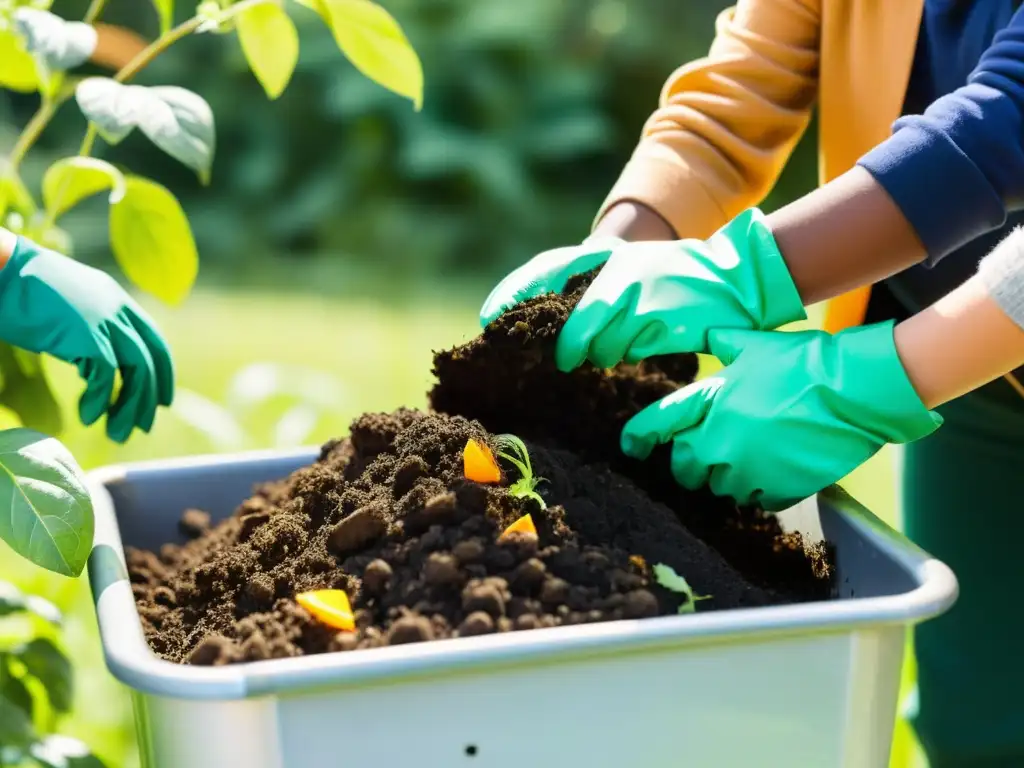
top-left (594, 2), bottom-right (819, 240)
top-left (894, 275), bottom-right (1024, 408)
top-left (768, 8), bottom-right (1024, 305)
top-left (766, 167), bottom-right (926, 305)
top-left (592, 202), bottom-right (677, 242)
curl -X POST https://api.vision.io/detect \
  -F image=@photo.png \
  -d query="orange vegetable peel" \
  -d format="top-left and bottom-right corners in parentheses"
top-left (499, 513), bottom-right (537, 541)
top-left (296, 589), bottom-right (355, 632)
top-left (463, 438), bottom-right (501, 483)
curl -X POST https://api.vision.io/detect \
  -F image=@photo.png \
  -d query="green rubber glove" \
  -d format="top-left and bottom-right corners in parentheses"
top-left (480, 235), bottom-right (625, 328)
top-left (621, 322), bottom-right (943, 511)
top-left (552, 208), bottom-right (807, 372)
top-left (0, 236), bottom-right (174, 443)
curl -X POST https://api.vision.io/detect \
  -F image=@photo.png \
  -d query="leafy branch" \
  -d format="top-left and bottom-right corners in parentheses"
top-left (1, 0), bottom-right (423, 309)
top-left (0, 580), bottom-right (105, 766)
top-left (0, 0), bottom-right (423, 440)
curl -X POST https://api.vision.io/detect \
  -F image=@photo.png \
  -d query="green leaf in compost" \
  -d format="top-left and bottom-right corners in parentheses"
top-left (0, 28), bottom-right (40, 92)
top-left (0, 690), bottom-right (35, 748)
top-left (0, 428), bottom-right (93, 578)
top-left (13, 9), bottom-right (97, 71)
top-left (75, 79), bottom-right (216, 182)
top-left (236, 2), bottom-right (299, 100)
top-left (30, 735), bottom-right (107, 768)
top-left (109, 176), bottom-right (198, 305)
top-left (15, 638), bottom-right (72, 713)
top-left (43, 157), bottom-right (126, 219)
top-left (0, 344), bottom-right (64, 437)
top-left (151, 0), bottom-right (174, 35)
top-left (297, 0), bottom-right (423, 109)
top-left (652, 563), bottom-right (710, 614)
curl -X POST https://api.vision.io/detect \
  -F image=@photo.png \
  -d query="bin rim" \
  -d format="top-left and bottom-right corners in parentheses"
top-left (86, 448), bottom-right (958, 701)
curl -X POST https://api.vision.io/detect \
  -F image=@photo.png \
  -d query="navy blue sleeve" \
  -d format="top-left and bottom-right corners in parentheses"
top-left (857, 10), bottom-right (1024, 267)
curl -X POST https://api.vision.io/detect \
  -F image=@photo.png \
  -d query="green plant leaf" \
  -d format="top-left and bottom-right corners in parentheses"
top-left (15, 639), bottom-right (72, 713)
top-left (42, 157), bottom-right (126, 219)
top-left (298, 0), bottom-right (423, 109)
top-left (0, 653), bottom-right (35, 724)
top-left (152, 0), bottom-right (174, 35)
top-left (0, 164), bottom-right (38, 219)
top-left (73, 77), bottom-right (139, 144)
top-left (652, 563), bottom-right (710, 615)
top-left (0, 580), bottom-right (61, 623)
top-left (75, 79), bottom-right (216, 182)
top-left (0, 580), bottom-right (27, 617)
top-left (0, 28), bottom-right (40, 92)
top-left (237, 2), bottom-right (299, 100)
top-left (13, 8), bottom-right (97, 71)
top-left (0, 343), bottom-right (64, 437)
top-left (30, 735), bottom-right (107, 768)
top-left (109, 176), bottom-right (198, 305)
top-left (143, 86), bottom-right (217, 183)
top-left (0, 428), bottom-right (93, 578)
top-left (0, 690), bottom-right (35, 747)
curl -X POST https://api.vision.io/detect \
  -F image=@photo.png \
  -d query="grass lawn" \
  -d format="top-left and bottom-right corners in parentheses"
top-left (0, 288), bottom-right (925, 768)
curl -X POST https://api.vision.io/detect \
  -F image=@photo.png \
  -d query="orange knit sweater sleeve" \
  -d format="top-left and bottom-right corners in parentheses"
top-left (596, 0), bottom-right (821, 239)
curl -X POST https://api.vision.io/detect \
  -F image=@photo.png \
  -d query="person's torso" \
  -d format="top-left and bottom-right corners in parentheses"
top-left (885, 0), bottom-right (1023, 319)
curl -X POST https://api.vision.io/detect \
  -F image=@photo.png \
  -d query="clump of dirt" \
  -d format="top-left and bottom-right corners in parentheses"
top-left (430, 272), bottom-right (832, 596)
top-left (128, 271), bottom-right (834, 666)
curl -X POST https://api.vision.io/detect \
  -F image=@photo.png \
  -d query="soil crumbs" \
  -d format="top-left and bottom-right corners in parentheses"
top-left (129, 273), bottom-right (835, 666)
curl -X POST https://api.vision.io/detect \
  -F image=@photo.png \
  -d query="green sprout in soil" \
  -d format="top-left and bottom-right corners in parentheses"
top-left (495, 434), bottom-right (547, 509)
top-left (652, 563), bottom-right (711, 614)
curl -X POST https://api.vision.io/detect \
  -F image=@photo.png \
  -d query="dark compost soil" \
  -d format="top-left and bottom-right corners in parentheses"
top-left (128, 272), bottom-right (835, 666)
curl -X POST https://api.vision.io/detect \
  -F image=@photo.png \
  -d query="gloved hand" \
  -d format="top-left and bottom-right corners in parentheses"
top-left (620, 321), bottom-right (943, 511)
top-left (0, 236), bottom-right (174, 442)
top-left (480, 235), bottom-right (625, 328)
top-left (552, 208), bottom-right (807, 372)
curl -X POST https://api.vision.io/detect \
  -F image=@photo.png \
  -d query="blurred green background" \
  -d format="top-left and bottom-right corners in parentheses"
top-left (1, 1), bottom-right (913, 766)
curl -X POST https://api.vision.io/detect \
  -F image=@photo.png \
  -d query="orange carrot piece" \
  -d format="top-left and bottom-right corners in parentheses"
top-left (499, 513), bottom-right (537, 541)
top-left (296, 589), bottom-right (355, 632)
top-left (629, 554), bottom-right (647, 571)
top-left (463, 439), bottom-right (501, 483)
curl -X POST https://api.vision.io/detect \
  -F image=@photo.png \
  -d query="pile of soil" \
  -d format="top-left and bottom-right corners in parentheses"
top-left (128, 273), bottom-right (835, 666)
top-left (430, 272), bottom-right (830, 596)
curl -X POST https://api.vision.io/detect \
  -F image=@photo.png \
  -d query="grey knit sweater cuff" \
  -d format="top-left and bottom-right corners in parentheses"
top-left (978, 227), bottom-right (1024, 332)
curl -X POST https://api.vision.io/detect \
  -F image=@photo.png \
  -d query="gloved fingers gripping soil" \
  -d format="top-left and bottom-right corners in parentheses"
top-left (429, 270), bottom-right (834, 596)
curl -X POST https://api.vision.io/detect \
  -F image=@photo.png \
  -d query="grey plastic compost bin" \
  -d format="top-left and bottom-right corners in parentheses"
top-left (86, 447), bottom-right (957, 768)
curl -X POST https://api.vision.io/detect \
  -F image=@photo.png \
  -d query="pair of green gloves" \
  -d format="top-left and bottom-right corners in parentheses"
top-left (481, 209), bottom-right (942, 511)
top-left (0, 236), bottom-right (173, 443)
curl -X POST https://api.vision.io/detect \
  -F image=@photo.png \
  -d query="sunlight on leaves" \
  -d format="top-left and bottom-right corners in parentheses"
top-left (152, 0), bottom-right (174, 35)
top-left (0, 28), bottom-right (40, 92)
top-left (0, 429), bottom-right (93, 578)
top-left (75, 79), bottom-right (216, 183)
top-left (13, 8), bottom-right (97, 72)
top-left (42, 157), bottom-right (125, 219)
top-left (297, 0), bottom-right (422, 109)
top-left (236, 1), bottom-right (298, 100)
top-left (109, 175), bottom-right (198, 305)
